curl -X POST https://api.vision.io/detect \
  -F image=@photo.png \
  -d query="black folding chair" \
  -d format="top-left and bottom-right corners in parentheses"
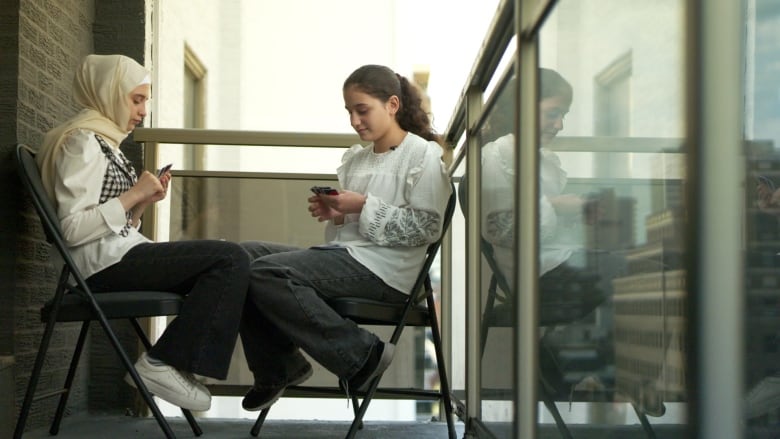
top-left (13, 144), bottom-right (202, 439)
top-left (250, 182), bottom-right (459, 439)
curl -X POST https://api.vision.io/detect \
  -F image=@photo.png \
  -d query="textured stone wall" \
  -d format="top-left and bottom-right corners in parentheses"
top-left (8, 0), bottom-right (96, 430)
top-left (3, 0), bottom-right (149, 432)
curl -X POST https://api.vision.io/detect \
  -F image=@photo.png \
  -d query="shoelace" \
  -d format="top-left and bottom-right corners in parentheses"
top-left (177, 371), bottom-right (201, 392)
top-left (339, 378), bottom-right (352, 408)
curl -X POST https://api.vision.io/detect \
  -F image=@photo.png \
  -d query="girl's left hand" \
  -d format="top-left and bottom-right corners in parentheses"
top-left (308, 190), bottom-right (367, 221)
top-left (149, 171), bottom-right (171, 203)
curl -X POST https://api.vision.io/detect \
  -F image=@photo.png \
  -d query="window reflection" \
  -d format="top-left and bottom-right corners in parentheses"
top-left (744, 0), bottom-right (780, 432)
top-left (539, 0), bottom-right (689, 427)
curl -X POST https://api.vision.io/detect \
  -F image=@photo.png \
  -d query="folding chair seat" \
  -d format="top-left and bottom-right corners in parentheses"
top-left (250, 182), bottom-right (459, 439)
top-left (13, 144), bottom-right (202, 439)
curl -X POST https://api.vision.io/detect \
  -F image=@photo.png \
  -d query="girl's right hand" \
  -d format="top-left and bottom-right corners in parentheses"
top-left (136, 171), bottom-right (165, 197)
top-left (308, 194), bottom-right (342, 222)
top-left (119, 171), bottom-right (164, 212)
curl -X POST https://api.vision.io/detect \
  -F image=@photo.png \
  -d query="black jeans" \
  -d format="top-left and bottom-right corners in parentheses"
top-left (239, 241), bottom-right (409, 388)
top-left (86, 239), bottom-right (250, 379)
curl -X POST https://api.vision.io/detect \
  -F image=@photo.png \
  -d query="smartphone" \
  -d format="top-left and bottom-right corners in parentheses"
top-left (157, 163), bottom-right (173, 178)
top-left (310, 185), bottom-right (338, 195)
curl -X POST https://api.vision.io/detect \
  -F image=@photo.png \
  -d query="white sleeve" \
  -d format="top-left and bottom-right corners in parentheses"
top-left (358, 146), bottom-right (451, 247)
top-left (55, 130), bottom-right (128, 246)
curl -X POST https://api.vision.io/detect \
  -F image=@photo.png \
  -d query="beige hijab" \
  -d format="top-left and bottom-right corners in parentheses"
top-left (36, 54), bottom-right (150, 201)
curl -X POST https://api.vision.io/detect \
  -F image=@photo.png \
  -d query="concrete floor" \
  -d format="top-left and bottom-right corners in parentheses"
top-left (21, 413), bottom-right (700, 439)
top-left (23, 414), bottom-right (464, 439)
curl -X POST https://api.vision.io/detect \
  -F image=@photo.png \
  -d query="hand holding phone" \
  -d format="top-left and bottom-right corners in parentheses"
top-left (310, 185), bottom-right (338, 195)
top-left (157, 163), bottom-right (173, 178)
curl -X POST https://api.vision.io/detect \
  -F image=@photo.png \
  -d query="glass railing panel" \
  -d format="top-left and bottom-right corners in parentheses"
top-left (744, 1), bottom-right (780, 436)
top-left (536, 0), bottom-right (688, 435)
top-left (476, 69), bottom-right (517, 437)
top-left (154, 174), bottom-right (437, 421)
top-left (155, 144), bottom-right (347, 174)
top-left (450, 161), bottom-right (467, 405)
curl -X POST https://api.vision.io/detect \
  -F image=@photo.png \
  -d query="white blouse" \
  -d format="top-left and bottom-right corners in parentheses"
top-left (321, 132), bottom-right (452, 294)
top-left (50, 129), bottom-right (149, 278)
top-left (481, 133), bottom-right (577, 279)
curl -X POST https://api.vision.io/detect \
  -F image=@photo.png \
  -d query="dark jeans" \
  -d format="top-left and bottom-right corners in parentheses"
top-left (239, 241), bottom-right (408, 389)
top-left (86, 239), bottom-right (250, 379)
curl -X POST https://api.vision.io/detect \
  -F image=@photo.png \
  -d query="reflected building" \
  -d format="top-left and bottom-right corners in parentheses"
top-left (613, 202), bottom-right (686, 416)
top-left (745, 141), bottom-right (780, 393)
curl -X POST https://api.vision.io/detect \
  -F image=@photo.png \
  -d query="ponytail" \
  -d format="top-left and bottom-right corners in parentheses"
top-left (344, 65), bottom-right (452, 166)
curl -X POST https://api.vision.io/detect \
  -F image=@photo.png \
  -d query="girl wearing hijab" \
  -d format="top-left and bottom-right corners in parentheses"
top-left (35, 54), bottom-right (249, 411)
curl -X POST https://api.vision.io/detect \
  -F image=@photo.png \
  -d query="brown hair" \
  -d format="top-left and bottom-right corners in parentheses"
top-left (344, 65), bottom-right (445, 147)
top-left (481, 68), bottom-right (573, 142)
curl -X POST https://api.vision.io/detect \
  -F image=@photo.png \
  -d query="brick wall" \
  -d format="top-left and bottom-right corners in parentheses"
top-left (3, 0), bottom-right (150, 432)
top-left (10, 0), bottom-right (97, 430)
top-left (0, 1), bottom-right (21, 358)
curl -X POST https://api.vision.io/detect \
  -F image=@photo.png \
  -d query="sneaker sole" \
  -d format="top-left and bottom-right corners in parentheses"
top-left (125, 372), bottom-right (211, 411)
top-left (243, 365), bottom-right (314, 412)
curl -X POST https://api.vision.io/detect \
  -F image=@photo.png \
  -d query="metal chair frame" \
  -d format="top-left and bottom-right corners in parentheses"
top-left (250, 183), bottom-right (459, 439)
top-left (14, 144), bottom-right (202, 439)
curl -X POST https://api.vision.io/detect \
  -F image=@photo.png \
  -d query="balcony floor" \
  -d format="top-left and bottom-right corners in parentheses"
top-left (23, 414), bottom-right (463, 438)
top-left (20, 413), bottom-right (700, 438)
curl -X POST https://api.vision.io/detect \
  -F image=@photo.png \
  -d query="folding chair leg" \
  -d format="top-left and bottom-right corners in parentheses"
top-left (13, 310), bottom-right (60, 439)
top-left (632, 403), bottom-right (657, 439)
top-left (181, 409), bottom-right (203, 437)
top-left (479, 278), bottom-right (499, 359)
top-left (346, 380), bottom-right (377, 439)
top-left (94, 312), bottom-right (175, 438)
top-left (351, 392), bottom-right (364, 429)
top-left (539, 380), bottom-right (573, 439)
top-left (250, 408), bottom-right (271, 436)
top-left (50, 322), bottom-right (90, 435)
top-left (130, 318), bottom-right (202, 436)
top-left (427, 294), bottom-right (458, 439)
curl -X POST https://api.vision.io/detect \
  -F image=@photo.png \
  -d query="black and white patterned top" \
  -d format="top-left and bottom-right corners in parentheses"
top-left (95, 134), bottom-right (137, 237)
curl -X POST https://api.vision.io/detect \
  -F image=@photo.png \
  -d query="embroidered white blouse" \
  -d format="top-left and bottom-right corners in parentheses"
top-left (321, 132), bottom-right (452, 294)
top-left (481, 133), bottom-right (578, 279)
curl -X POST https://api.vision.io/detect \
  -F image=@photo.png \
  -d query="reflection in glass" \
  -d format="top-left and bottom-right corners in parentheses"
top-left (465, 0), bottom-right (690, 435)
top-left (533, 1), bottom-right (689, 435)
top-left (475, 68), bottom-right (621, 436)
top-left (744, 1), bottom-right (780, 435)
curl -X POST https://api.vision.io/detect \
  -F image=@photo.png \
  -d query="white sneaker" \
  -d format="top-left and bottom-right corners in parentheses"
top-left (124, 352), bottom-right (211, 411)
top-left (745, 375), bottom-right (780, 419)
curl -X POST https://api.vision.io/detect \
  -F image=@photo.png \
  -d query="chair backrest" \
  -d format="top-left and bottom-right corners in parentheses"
top-left (17, 144), bottom-right (63, 243)
top-left (16, 144), bottom-right (88, 285)
top-left (408, 181), bottom-right (457, 303)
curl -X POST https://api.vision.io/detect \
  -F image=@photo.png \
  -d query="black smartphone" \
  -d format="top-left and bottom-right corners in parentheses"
top-left (157, 163), bottom-right (173, 178)
top-left (310, 185), bottom-right (338, 195)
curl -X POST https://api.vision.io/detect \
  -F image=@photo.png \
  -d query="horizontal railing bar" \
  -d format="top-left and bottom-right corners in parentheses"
top-left (207, 384), bottom-right (445, 400)
top-left (134, 128), bottom-right (360, 147)
top-left (169, 170), bottom-right (337, 180)
top-left (444, 0), bottom-right (514, 146)
top-left (550, 136), bottom-right (684, 153)
top-left (521, 0), bottom-right (558, 39)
